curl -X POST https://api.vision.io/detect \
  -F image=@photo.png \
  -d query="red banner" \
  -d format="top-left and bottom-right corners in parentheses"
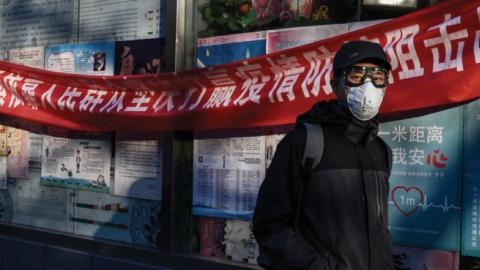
top-left (0, 0), bottom-right (479, 132)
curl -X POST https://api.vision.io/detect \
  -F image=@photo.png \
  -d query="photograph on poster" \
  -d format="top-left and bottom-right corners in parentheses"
top-left (114, 39), bottom-right (165, 75)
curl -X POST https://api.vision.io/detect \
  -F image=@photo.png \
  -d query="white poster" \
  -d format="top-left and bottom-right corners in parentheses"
top-left (193, 136), bottom-right (265, 219)
top-left (266, 20), bottom-right (388, 54)
top-left (6, 127), bottom-right (29, 179)
top-left (266, 23), bottom-right (349, 53)
top-left (265, 134), bottom-right (286, 169)
top-left (8, 174), bottom-right (74, 233)
top-left (7, 46), bottom-right (45, 69)
top-left (347, 19), bottom-right (389, 32)
top-left (0, 0), bottom-right (76, 57)
top-left (78, 0), bottom-right (165, 42)
top-left (114, 136), bottom-right (163, 201)
top-left (225, 219), bottom-right (259, 265)
top-left (28, 132), bottom-right (43, 172)
top-left (41, 135), bottom-right (112, 193)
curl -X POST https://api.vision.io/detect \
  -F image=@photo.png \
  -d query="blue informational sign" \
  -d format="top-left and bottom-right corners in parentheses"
top-left (462, 100), bottom-right (480, 256)
top-left (196, 31), bottom-right (266, 68)
top-left (45, 42), bottom-right (115, 76)
top-left (379, 107), bottom-right (463, 251)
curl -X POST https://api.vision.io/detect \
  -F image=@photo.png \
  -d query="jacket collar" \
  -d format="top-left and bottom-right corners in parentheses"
top-left (297, 101), bottom-right (379, 145)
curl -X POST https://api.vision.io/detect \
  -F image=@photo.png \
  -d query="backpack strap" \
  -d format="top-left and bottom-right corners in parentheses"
top-left (294, 122), bottom-right (324, 231)
top-left (302, 123), bottom-right (324, 170)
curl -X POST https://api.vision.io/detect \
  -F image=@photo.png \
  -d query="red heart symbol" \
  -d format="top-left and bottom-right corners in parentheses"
top-left (392, 186), bottom-right (424, 216)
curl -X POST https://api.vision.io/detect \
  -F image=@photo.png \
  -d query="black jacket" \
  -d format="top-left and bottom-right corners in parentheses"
top-left (253, 101), bottom-right (394, 270)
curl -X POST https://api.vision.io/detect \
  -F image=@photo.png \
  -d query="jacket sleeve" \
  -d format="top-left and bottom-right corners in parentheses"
top-left (253, 127), bottom-right (329, 270)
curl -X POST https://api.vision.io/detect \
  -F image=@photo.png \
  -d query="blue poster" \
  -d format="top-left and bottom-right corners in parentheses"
top-left (45, 42), bottom-right (115, 75)
top-left (379, 107), bottom-right (463, 251)
top-left (462, 99), bottom-right (480, 256)
top-left (196, 31), bottom-right (266, 68)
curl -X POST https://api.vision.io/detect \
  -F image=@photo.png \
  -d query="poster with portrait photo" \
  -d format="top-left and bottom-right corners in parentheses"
top-left (114, 38), bottom-right (165, 75)
top-left (45, 42), bottom-right (115, 75)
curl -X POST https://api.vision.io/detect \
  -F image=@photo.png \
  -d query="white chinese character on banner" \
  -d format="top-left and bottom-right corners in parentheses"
top-left (427, 125), bottom-right (444, 143)
top-left (267, 55), bottom-right (305, 103)
top-left (301, 46), bottom-right (334, 97)
top-left (205, 69), bottom-right (236, 86)
top-left (125, 91), bottom-right (154, 112)
top-left (21, 79), bottom-right (43, 109)
top-left (409, 126), bottom-right (425, 143)
top-left (392, 125), bottom-right (408, 143)
top-left (408, 147), bottom-right (424, 165)
top-left (424, 13), bottom-right (469, 72)
top-left (175, 76), bottom-right (207, 111)
top-left (384, 25), bottom-right (424, 82)
top-left (3, 73), bottom-right (25, 108)
top-left (234, 63), bottom-right (269, 106)
top-left (203, 86), bottom-right (236, 109)
top-left (474, 7), bottom-right (480, 63)
top-left (392, 147), bottom-right (407, 165)
top-left (79, 90), bottom-right (107, 113)
top-left (57, 87), bottom-right (82, 112)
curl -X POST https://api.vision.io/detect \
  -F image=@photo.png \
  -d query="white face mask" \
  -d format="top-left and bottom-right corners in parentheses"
top-left (346, 79), bottom-right (385, 121)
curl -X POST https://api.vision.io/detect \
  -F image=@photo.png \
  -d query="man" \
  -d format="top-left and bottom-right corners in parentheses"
top-left (253, 40), bottom-right (394, 270)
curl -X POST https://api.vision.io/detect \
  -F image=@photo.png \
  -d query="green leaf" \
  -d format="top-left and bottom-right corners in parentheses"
top-left (227, 20), bottom-right (241, 31)
top-left (215, 16), bottom-right (230, 26)
top-left (197, 29), bottom-right (217, 38)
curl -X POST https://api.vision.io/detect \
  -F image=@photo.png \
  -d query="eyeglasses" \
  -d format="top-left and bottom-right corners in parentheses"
top-left (341, 66), bottom-right (389, 88)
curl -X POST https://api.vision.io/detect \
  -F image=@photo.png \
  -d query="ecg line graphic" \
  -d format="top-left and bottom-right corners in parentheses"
top-left (389, 195), bottom-right (461, 213)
